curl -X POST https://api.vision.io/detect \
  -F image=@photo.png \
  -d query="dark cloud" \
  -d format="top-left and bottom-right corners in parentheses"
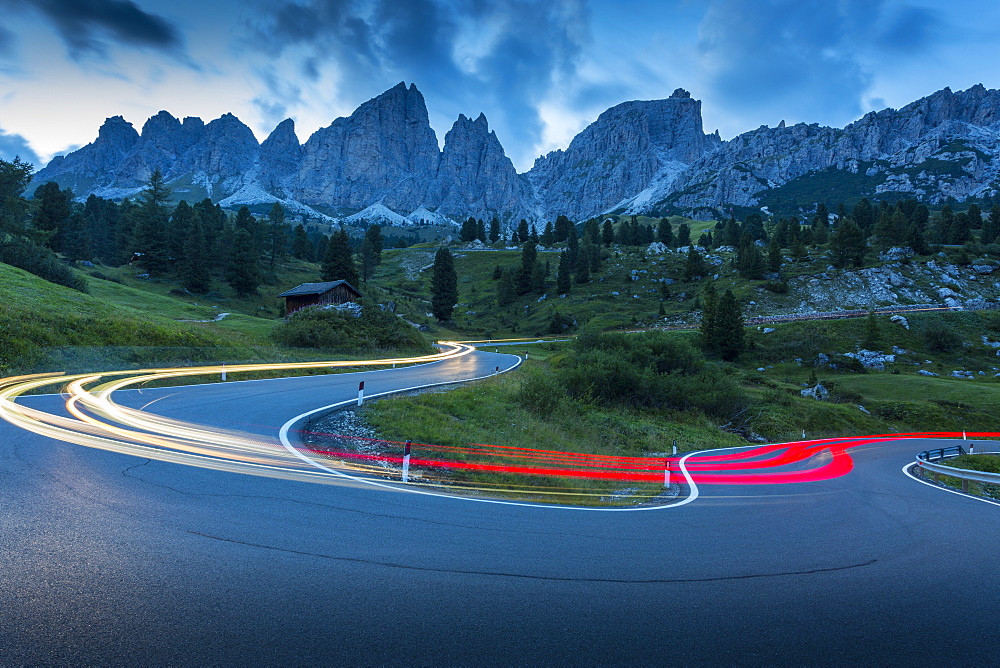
top-left (697, 0), bottom-right (941, 131)
top-left (875, 5), bottom-right (942, 52)
top-left (0, 127), bottom-right (41, 166)
top-left (6, 0), bottom-right (185, 61)
top-left (244, 0), bottom-right (589, 162)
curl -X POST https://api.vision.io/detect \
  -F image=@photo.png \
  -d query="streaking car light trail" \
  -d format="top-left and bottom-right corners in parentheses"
top-left (3, 347), bottom-right (996, 503)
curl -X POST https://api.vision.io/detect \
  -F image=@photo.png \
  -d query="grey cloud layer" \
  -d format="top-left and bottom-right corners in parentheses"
top-left (244, 0), bottom-right (589, 163)
top-left (3, 0), bottom-right (185, 60)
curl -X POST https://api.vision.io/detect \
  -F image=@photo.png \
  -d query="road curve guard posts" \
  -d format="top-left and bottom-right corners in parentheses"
top-left (915, 445), bottom-right (1000, 493)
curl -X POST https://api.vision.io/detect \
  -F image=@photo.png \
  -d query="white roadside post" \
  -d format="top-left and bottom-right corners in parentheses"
top-left (221, 363), bottom-right (226, 381)
top-left (402, 440), bottom-right (412, 482)
top-left (664, 457), bottom-right (671, 488)
top-left (357, 381), bottom-right (365, 406)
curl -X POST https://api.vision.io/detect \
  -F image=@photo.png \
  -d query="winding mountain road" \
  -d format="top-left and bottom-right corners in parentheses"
top-left (2, 349), bottom-right (999, 665)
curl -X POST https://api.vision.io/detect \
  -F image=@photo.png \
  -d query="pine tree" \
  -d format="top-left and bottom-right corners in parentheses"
top-left (489, 217), bottom-right (500, 243)
top-left (554, 215), bottom-right (572, 243)
top-left (573, 246), bottom-right (590, 283)
top-left (476, 218), bottom-right (486, 242)
top-left (460, 217), bottom-right (477, 242)
top-left (984, 206), bottom-right (1000, 245)
top-left (321, 229), bottom-right (359, 285)
top-left (683, 246), bottom-right (707, 280)
top-left (676, 223), bottom-right (691, 247)
top-left (32, 181), bottom-right (73, 243)
top-left (359, 235), bottom-right (377, 281)
top-left (700, 282), bottom-right (719, 352)
top-left (830, 218), bottom-right (866, 268)
top-left (168, 200), bottom-right (195, 263)
top-left (541, 220), bottom-right (554, 246)
top-left (181, 216), bottom-right (211, 293)
top-left (517, 219), bottom-right (530, 244)
top-left (133, 169), bottom-right (172, 277)
top-left (430, 247), bottom-right (458, 321)
top-left (658, 218), bottom-right (675, 247)
top-left (497, 269), bottom-right (516, 306)
top-left (291, 224), bottom-right (312, 260)
top-left (950, 212), bottom-right (971, 245)
top-left (715, 289), bottom-right (745, 361)
top-left (602, 219), bottom-right (615, 246)
top-left (226, 228), bottom-right (261, 296)
top-left (968, 203), bottom-right (983, 229)
top-left (60, 211), bottom-right (92, 261)
top-left (767, 239), bottom-right (782, 272)
top-left (364, 224), bottom-right (383, 264)
top-left (265, 202), bottom-right (287, 271)
top-left (556, 251), bottom-right (571, 295)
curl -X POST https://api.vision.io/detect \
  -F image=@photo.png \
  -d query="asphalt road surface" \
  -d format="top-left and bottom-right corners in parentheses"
top-left (2, 350), bottom-right (999, 665)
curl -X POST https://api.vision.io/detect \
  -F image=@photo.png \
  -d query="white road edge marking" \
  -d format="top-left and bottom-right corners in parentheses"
top-left (277, 354), bottom-right (701, 512)
top-left (901, 462), bottom-right (1000, 507)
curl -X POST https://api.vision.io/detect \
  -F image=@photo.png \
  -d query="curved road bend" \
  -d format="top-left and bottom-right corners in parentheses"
top-left (1, 349), bottom-right (999, 665)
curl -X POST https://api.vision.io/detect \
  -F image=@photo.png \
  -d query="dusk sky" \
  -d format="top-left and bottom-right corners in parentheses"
top-left (1, 0), bottom-right (998, 173)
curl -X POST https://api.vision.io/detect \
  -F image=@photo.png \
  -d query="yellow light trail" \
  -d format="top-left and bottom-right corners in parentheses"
top-left (0, 343), bottom-right (477, 487)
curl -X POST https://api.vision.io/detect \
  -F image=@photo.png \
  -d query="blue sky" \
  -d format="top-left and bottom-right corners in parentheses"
top-left (1, 0), bottom-right (998, 172)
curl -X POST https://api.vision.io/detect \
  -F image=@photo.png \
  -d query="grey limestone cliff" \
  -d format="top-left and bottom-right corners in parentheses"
top-left (526, 88), bottom-right (722, 221)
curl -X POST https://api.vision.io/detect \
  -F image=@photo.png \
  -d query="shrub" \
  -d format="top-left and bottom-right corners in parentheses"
top-left (272, 304), bottom-right (431, 352)
top-left (0, 234), bottom-right (88, 292)
top-left (921, 320), bottom-right (962, 352)
top-left (516, 369), bottom-right (564, 415)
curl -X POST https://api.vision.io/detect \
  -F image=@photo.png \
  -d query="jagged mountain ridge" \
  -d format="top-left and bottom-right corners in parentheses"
top-left (32, 82), bottom-right (1000, 227)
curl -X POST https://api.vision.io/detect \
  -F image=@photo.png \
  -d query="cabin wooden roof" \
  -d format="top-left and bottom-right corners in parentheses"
top-left (277, 280), bottom-right (362, 298)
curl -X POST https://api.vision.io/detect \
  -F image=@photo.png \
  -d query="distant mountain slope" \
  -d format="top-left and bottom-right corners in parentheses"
top-left (31, 83), bottom-right (1000, 228)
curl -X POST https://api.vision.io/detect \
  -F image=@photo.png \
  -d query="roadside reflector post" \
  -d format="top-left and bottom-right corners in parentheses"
top-left (402, 440), bottom-right (412, 482)
top-left (221, 363), bottom-right (226, 381)
top-left (963, 430), bottom-right (967, 440)
top-left (664, 458), bottom-right (671, 488)
top-left (525, 351), bottom-right (529, 360)
top-left (495, 366), bottom-right (499, 375)
top-left (802, 430), bottom-right (806, 440)
top-left (970, 443), bottom-right (975, 454)
top-left (672, 440), bottom-right (677, 456)
top-left (358, 381), bottom-right (365, 406)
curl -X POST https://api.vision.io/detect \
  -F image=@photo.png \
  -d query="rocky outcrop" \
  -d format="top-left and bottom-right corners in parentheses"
top-left (668, 84), bottom-right (1000, 211)
top-left (433, 112), bottom-right (533, 221)
top-left (526, 88), bottom-right (722, 221)
top-left (29, 82), bottom-right (1000, 227)
top-left (294, 82), bottom-right (440, 212)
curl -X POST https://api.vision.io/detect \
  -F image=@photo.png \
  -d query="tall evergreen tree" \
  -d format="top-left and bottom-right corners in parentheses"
top-left (517, 219), bottom-right (530, 244)
top-left (541, 220), bottom-right (554, 246)
top-left (700, 282), bottom-right (720, 352)
top-left (460, 217), bottom-right (477, 242)
top-left (984, 205), bottom-right (1000, 245)
top-left (430, 247), bottom-right (458, 321)
top-left (132, 169), bottom-right (172, 276)
top-left (226, 228), bottom-right (261, 296)
top-left (181, 216), bottom-right (211, 293)
top-left (602, 219), bottom-right (615, 246)
top-left (556, 251), bottom-right (571, 295)
top-left (0, 157), bottom-right (33, 234)
top-left (683, 246), bottom-right (707, 280)
top-left (359, 235), bottom-right (377, 281)
top-left (226, 228), bottom-right (260, 297)
top-left (32, 181), bottom-right (73, 246)
top-left (676, 223), bottom-right (691, 247)
top-left (321, 229), bottom-right (359, 285)
top-left (265, 202), bottom-right (287, 271)
top-left (291, 224), bottom-right (312, 260)
top-left (830, 218), bottom-right (866, 268)
top-left (364, 224), bottom-right (383, 264)
top-left (476, 219), bottom-right (486, 242)
top-left (715, 289), bottom-right (745, 361)
top-left (168, 200), bottom-right (195, 263)
top-left (60, 211), bottom-right (92, 261)
top-left (488, 217), bottom-right (500, 243)
top-left (554, 215), bottom-right (572, 243)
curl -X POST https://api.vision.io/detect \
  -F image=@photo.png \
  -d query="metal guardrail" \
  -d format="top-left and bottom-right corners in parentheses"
top-left (914, 445), bottom-right (1000, 491)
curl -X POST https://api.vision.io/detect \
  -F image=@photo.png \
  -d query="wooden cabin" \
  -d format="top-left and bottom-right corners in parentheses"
top-left (277, 280), bottom-right (363, 315)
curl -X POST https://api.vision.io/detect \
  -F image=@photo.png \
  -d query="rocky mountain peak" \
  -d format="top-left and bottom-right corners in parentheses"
top-left (670, 88), bottom-right (691, 99)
